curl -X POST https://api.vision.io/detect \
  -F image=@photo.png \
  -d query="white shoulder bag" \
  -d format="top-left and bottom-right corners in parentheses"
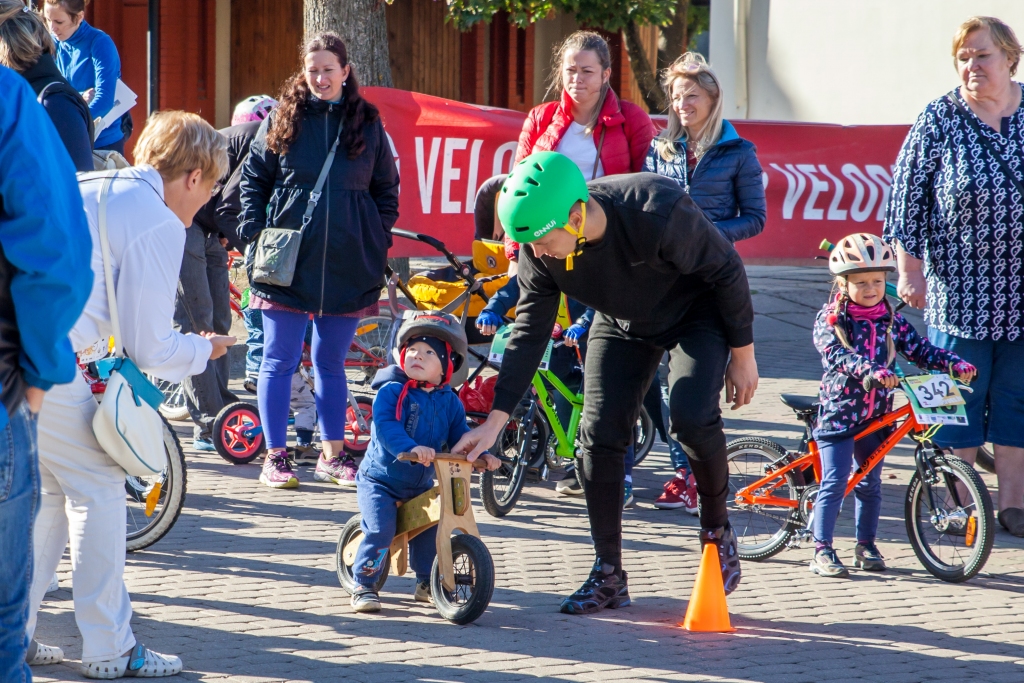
top-left (91, 174), bottom-right (168, 476)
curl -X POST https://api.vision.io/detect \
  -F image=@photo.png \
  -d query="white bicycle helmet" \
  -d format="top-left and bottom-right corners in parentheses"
top-left (829, 233), bottom-right (896, 276)
top-left (231, 95), bottom-right (278, 125)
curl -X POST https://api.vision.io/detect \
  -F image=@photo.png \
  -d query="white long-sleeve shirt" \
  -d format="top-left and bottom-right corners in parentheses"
top-left (72, 165), bottom-right (212, 383)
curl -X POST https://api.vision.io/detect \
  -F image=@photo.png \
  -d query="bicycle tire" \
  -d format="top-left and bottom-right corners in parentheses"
top-left (336, 514), bottom-right (389, 594)
top-left (479, 405), bottom-right (533, 517)
top-left (343, 396), bottom-right (373, 456)
top-left (126, 418), bottom-right (187, 552)
top-left (630, 406), bottom-right (656, 467)
top-left (213, 401), bottom-right (265, 465)
top-left (905, 453), bottom-right (994, 583)
top-left (726, 437), bottom-right (799, 561)
top-left (146, 374), bottom-right (191, 422)
top-left (431, 534), bottom-right (495, 625)
top-left (347, 315), bottom-right (395, 389)
top-left (975, 444), bottom-right (995, 474)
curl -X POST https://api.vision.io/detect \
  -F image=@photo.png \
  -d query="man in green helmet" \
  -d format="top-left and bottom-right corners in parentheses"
top-left (455, 150), bottom-right (758, 614)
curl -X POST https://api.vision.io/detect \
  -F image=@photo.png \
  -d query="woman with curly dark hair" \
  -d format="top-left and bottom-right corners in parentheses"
top-left (239, 32), bottom-right (400, 491)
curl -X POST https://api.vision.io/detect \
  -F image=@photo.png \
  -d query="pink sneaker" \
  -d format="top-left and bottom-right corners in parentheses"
top-left (313, 454), bottom-right (358, 487)
top-left (259, 453), bottom-right (299, 489)
top-left (654, 471), bottom-right (698, 514)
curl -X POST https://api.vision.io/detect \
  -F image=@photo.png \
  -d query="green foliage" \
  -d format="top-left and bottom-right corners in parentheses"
top-left (686, 3), bottom-right (709, 50)
top-left (444, 0), bottom-right (679, 33)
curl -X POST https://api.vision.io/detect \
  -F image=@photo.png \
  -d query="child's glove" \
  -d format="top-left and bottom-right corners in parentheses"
top-left (475, 310), bottom-right (502, 336)
top-left (951, 360), bottom-right (977, 383)
top-left (870, 368), bottom-right (899, 389)
top-left (562, 317), bottom-right (591, 348)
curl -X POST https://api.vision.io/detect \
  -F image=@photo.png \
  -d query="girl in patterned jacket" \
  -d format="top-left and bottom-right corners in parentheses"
top-left (810, 233), bottom-right (977, 579)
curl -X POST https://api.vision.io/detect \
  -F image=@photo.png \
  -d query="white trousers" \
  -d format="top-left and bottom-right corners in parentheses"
top-left (27, 372), bottom-right (135, 663)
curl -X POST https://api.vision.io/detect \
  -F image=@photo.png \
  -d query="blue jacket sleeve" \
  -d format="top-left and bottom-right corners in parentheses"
top-left (40, 92), bottom-right (94, 173)
top-left (446, 394), bottom-right (471, 450)
top-left (714, 145), bottom-right (766, 243)
top-left (0, 71), bottom-right (92, 390)
top-left (86, 31), bottom-right (121, 119)
top-left (238, 117), bottom-right (277, 245)
top-left (371, 384), bottom-right (420, 456)
top-left (482, 274), bottom-right (520, 318)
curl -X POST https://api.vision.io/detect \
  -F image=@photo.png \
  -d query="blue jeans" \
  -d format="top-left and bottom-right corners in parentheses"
top-left (812, 428), bottom-right (886, 546)
top-left (354, 470), bottom-right (437, 586)
top-left (0, 402), bottom-right (40, 683)
top-left (243, 307), bottom-right (264, 378)
top-left (257, 310), bottom-right (358, 449)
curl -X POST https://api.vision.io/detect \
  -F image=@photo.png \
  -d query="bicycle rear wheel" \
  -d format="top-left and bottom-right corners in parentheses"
top-left (347, 316), bottom-right (394, 389)
top-left (631, 406), bottom-right (656, 466)
top-left (905, 452), bottom-right (994, 582)
top-left (476, 403), bottom-right (535, 517)
top-left (126, 418), bottom-right (187, 552)
top-left (146, 374), bottom-right (190, 422)
top-left (727, 437), bottom-right (800, 561)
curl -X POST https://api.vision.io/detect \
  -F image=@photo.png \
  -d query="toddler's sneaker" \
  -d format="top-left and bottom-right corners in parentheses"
top-left (259, 453), bottom-right (299, 489)
top-left (243, 376), bottom-right (258, 395)
top-left (555, 465), bottom-right (583, 495)
top-left (313, 453), bottom-right (358, 487)
top-left (623, 483), bottom-right (634, 508)
top-left (854, 542), bottom-right (886, 571)
top-left (654, 472), bottom-right (698, 514)
top-left (810, 546), bottom-right (849, 578)
top-left (289, 442), bottom-right (321, 466)
top-left (27, 641), bottom-right (63, 666)
top-left (415, 580), bottom-right (433, 604)
top-left (83, 644), bottom-right (181, 679)
top-left (559, 559), bottom-right (630, 615)
top-left (699, 523), bottom-right (742, 595)
top-left (192, 437), bottom-right (216, 452)
top-left (351, 586), bottom-right (381, 613)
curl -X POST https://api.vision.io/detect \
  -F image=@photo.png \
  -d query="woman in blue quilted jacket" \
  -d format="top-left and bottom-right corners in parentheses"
top-left (644, 52), bottom-right (767, 508)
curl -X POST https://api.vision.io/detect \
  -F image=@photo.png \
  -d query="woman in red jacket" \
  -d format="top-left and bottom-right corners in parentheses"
top-left (515, 30), bottom-right (655, 178)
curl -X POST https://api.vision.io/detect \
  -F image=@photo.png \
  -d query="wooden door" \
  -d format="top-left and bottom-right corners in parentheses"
top-left (230, 0), bottom-right (303, 106)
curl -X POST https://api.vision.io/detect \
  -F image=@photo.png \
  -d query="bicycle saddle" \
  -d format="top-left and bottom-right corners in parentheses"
top-left (780, 394), bottom-right (819, 414)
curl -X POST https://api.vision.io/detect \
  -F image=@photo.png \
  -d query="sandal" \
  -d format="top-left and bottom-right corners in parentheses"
top-left (998, 507), bottom-right (1024, 538)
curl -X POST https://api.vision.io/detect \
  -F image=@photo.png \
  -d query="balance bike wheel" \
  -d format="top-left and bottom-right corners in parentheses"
top-left (343, 396), bottom-right (374, 457)
top-left (336, 514), bottom-right (389, 595)
top-left (431, 534), bottom-right (495, 625)
top-left (213, 401), bottom-right (265, 465)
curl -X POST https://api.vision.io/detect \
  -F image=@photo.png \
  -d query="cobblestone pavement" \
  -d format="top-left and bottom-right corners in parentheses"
top-left (34, 267), bottom-right (1024, 683)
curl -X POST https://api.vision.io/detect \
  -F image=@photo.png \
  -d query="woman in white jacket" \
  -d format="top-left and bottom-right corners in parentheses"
top-left (25, 111), bottom-right (235, 679)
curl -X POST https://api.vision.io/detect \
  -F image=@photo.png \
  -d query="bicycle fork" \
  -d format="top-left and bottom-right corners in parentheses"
top-left (915, 443), bottom-right (969, 532)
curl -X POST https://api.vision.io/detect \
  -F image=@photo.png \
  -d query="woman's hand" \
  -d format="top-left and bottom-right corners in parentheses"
top-left (476, 310), bottom-right (502, 337)
top-left (202, 332), bottom-right (236, 360)
top-left (26, 387), bottom-right (45, 414)
top-left (82, 88), bottom-right (95, 104)
top-left (896, 244), bottom-right (927, 309)
top-left (453, 410), bottom-right (508, 462)
top-left (725, 344), bottom-right (759, 410)
top-left (411, 445), bottom-right (436, 465)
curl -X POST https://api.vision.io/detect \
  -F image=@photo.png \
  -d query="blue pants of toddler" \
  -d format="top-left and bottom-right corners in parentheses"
top-left (354, 470), bottom-right (437, 587)
top-left (812, 428), bottom-right (887, 546)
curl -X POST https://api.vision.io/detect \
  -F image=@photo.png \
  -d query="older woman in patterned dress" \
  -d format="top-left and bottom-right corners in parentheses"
top-left (884, 16), bottom-right (1024, 537)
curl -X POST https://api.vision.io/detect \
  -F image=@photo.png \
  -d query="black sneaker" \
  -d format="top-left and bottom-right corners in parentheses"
top-left (559, 560), bottom-right (630, 615)
top-left (810, 546), bottom-right (850, 578)
top-left (854, 542), bottom-right (886, 571)
top-left (699, 524), bottom-right (742, 595)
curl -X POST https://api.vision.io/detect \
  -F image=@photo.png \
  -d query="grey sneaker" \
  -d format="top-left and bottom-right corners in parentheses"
top-left (414, 580), bottom-right (433, 604)
top-left (555, 466), bottom-right (583, 495)
top-left (289, 442), bottom-right (321, 465)
top-left (699, 523), bottom-right (742, 595)
top-left (854, 542), bottom-right (886, 571)
top-left (351, 586), bottom-right (381, 613)
top-left (313, 454), bottom-right (358, 487)
top-left (810, 547), bottom-right (850, 578)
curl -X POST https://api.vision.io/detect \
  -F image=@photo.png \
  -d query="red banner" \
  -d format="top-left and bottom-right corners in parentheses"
top-left (366, 87), bottom-right (911, 261)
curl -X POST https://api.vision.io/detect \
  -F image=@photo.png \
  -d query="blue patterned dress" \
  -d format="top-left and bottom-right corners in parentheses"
top-left (883, 84), bottom-right (1024, 342)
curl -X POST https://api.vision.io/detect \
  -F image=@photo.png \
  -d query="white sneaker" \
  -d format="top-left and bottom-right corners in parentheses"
top-left (83, 644), bottom-right (182, 679)
top-left (46, 573), bottom-right (60, 593)
top-left (27, 641), bottom-right (64, 666)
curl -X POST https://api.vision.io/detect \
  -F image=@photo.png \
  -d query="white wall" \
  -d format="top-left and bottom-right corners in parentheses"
top-left (710, 0), bottom-right (1024, 125)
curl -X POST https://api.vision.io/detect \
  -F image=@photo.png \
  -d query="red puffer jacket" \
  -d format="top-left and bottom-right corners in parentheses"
top-left (514, 89), bottom-right (655, 175)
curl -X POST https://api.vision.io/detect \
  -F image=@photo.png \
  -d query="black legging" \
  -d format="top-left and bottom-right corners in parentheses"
top-left (578, 302), bottom-right (731, 569)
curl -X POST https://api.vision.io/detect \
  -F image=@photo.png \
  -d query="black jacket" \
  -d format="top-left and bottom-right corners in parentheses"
top-left (193, 121), bottom-right (260, 248)
top-left (239, 98), bottom-right (400, 315)
top-left (492, 173), bottom-right (753, 415)
top-left (20, 53), bottom-right (94, 172)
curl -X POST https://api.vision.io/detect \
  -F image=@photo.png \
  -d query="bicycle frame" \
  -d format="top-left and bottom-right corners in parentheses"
top-left (531, 367), bottom-right (584, 461)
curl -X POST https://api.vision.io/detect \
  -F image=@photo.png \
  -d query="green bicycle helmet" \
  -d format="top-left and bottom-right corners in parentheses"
top-left (498, 151), bottom-right (589, 243)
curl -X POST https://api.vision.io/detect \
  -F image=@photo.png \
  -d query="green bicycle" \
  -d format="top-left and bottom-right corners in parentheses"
top-left (475, 325), bottom-right (654, 517)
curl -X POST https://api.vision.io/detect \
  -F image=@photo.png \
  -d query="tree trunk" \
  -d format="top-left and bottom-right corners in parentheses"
top-left (658, 0), bottom-right (690, 72)
top-left (304, 0), bottom-right (394, 87)
top-left (623, 21), bottom-right (668, 114)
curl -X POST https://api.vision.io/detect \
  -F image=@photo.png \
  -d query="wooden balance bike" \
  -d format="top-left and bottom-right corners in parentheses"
top-left (335, 452), bottom-right (495, 625)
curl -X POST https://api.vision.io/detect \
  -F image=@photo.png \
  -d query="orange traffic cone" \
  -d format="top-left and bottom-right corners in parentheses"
top-left (681, 543), bottom-right (736, 632)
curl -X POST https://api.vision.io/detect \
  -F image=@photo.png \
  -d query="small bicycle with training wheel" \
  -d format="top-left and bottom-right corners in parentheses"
top-left (727, 367), bottom-right (994, 582)
top-left (335, 452), bottom-right (495, 625)
top-left (476, 324), bottom-right (654, 517)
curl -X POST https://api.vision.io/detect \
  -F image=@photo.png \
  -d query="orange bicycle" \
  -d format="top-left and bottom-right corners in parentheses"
top-left (727, 370), bottom-right (994, 583)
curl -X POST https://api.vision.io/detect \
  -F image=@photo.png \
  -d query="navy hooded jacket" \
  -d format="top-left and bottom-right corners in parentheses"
top-left (643, 120), bottom-right (766, 243)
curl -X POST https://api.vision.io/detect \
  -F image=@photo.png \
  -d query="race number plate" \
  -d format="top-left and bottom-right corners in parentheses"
top-left (488, 325), bottom-right (553, 370)
top-left (905, 374), bottom-right (966, 408)
top-left (904, 376), bottom-right (969, 426)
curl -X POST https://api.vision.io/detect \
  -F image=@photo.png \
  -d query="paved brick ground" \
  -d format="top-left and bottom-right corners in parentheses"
top-left (33, 267), bottom-right (1024, 683)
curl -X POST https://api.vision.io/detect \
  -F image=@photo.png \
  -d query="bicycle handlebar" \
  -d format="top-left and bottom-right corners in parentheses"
top-left (396, 451), bottom-right (488, 470)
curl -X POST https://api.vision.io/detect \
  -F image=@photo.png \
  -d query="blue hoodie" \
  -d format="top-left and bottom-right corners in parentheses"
top-left (359, 365), bottom-right (471, 490)
top-left (53, 20), bottom-right (123, 147)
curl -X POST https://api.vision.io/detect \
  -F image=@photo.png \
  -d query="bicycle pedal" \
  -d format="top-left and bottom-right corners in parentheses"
top-left (539, 464), bottom-right (549, 481)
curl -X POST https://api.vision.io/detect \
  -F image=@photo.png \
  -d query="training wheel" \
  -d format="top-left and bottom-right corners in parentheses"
top-left (213, 401), bottom-right (265, 464)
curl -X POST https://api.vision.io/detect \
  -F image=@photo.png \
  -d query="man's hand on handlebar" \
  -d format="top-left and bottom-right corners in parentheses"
top-left (476, 310), bottom-right (502, 337)
top-left (453, 410), bottom-right (508, 464)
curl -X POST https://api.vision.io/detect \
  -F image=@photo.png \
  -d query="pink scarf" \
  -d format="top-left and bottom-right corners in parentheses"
top-left (847, 301), bottom-right (888, 321)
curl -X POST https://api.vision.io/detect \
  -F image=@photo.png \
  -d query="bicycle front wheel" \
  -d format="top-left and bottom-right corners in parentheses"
top-left (631, 406), bottom-right (656, 467)
top-left (476, 403), bottom-right (534, 517)
top-left (727, 437), bottom-right (800, 561)
top-left (905, 453), bottom-right (994, 582)
top-left (347, 316), bottom-right (395, 389)
top-left (126, 418), bottom-right (187, 552)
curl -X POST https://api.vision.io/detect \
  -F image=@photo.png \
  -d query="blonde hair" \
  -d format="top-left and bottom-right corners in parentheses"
top-left (0, 0), bottom-right (54, 72)
top-left (134, 111), bottom-right (228, 182)
top-left (953, 16), bottom-right (1021, 76)
top-left (655, 52), bottom-right (724, 163)
top-left (546, 30), bottom-right (611, 135)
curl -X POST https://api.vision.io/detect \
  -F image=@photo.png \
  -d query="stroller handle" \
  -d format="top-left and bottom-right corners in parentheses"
top-left (391, 228), bottom-right (474, 283)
